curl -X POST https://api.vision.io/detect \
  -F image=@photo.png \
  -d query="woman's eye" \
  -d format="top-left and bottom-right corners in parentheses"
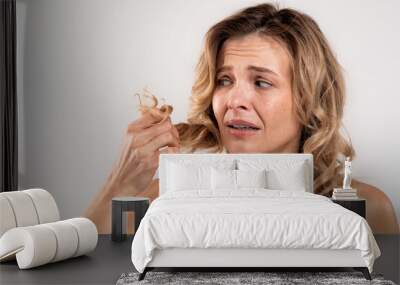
top-left (255, 80), bottom-right (271, 88)
top-left (217, 78), bottom-right (232, 86)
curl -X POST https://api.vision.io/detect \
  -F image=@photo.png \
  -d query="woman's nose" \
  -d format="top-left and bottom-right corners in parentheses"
top-left (226, 82), bottom-right (252, 110)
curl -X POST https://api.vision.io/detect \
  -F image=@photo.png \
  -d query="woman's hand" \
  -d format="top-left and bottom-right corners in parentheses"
top-left (84, 108), bottom-right (180, 233)
top-left (110, 110), bottom-right (180, 196)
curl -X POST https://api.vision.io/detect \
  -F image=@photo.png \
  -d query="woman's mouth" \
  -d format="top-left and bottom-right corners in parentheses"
top-left (225, 120), bottom-right (261, 138)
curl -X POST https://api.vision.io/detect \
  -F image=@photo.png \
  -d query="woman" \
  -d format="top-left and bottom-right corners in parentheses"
top-left (85, 3), bottom-right (399, 234)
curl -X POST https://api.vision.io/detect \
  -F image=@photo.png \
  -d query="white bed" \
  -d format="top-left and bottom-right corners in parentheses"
top-left (131, 154), bottom-right (380, 281)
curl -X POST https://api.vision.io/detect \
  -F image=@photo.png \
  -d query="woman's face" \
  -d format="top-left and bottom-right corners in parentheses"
top-left (212, 33), bottom-right (301, 153)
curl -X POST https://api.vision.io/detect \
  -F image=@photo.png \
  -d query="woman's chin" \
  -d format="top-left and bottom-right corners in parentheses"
top-left (224, 143), bottom-right (262, 154)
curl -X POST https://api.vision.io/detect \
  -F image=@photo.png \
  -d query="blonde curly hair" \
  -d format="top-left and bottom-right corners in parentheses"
top-left (173, 3), bottom-right (354, 196)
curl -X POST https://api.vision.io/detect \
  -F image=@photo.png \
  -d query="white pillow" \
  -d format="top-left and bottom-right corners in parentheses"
top-left (238, 159), bottom-right (308, 191)
top-left (211, 168), bottom-right (236, 190)
top-left (236, 169), bottom-right (267, 189)
top-left (266, 163), bottom-right (307, 191)
top-left (211, 168), bottom-right (268, 190)
top-left (167, 162), bottom-right (211, 191)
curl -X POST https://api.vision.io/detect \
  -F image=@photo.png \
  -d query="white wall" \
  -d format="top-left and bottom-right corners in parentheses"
top-left (17, 0), bottom-right (400, 223)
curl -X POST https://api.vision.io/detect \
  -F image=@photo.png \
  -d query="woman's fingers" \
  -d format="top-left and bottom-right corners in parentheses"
top-left (161, 146), bottom-right (180, 154)
top-left (134, 130), bottom-right (180, 161)
top-left (114, 105), bottom-right (179, 186)
top-left (139, 146), bottom-right (179, 173)
top-left (146, 107), bottom-right (170, 122)
top-left (118, 118), bottom-right (178, 171)
top-left (127, 111), bottom-right (164, 133)
top-left (143, 146), bottom-right (179, 172)
top-left (130, 118), bottom-right (178, 149)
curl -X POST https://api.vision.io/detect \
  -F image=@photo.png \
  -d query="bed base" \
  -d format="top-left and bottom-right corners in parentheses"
top-left (138, 267), bottom-right (371, 281)
top-left (137, 248), bottom-right (372, 281)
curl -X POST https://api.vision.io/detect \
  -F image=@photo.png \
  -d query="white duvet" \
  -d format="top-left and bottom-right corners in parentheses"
top-left (131, 190), bottom-right (380, 273)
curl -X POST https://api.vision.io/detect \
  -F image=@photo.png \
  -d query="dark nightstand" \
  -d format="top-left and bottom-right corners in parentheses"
top-left (112, 197), bottom-right (149, 242)
top-left (331, 198), bottom-right (366, 218)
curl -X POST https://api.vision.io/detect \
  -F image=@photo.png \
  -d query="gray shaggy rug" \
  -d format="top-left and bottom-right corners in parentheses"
top-left (116, 271), bottom-right (396, 285)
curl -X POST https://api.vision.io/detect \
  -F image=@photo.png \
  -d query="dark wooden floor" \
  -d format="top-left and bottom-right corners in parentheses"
top-left (0, 235), bottom-right (398, 284)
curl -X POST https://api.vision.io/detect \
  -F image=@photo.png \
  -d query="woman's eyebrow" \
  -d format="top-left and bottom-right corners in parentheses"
top-left (216, 66), bottom-right (232, 74)
top-left (216, 65), bottom-right (279, 77)
top-left (248, 65), bottom-right (279, 77)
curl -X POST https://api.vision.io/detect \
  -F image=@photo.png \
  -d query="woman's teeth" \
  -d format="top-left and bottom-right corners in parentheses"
top-left (229, 125), bottom-right (259, 130)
